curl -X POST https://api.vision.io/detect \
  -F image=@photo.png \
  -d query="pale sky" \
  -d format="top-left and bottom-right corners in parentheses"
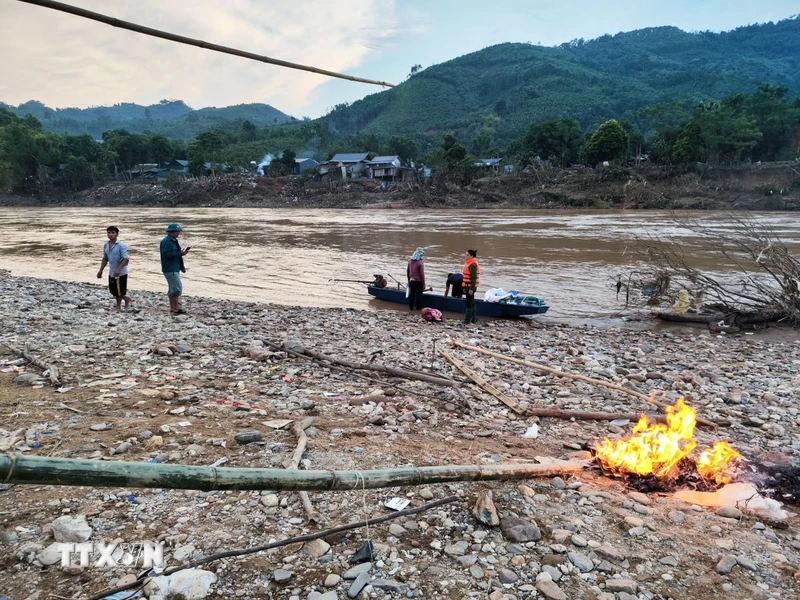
top-left (1, 0), bottom-right (797, 118)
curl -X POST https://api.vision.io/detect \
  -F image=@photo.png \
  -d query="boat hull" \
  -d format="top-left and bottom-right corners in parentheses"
top-left (367, 286), bottom-right (549, 318)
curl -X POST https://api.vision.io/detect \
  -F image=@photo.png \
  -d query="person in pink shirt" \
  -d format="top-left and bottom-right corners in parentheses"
top-left (406, 247), bottom-right (426, 310)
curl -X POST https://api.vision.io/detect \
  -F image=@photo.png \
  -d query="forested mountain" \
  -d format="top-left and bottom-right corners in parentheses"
top-left (325, 17), bottom-right (800, 147)
top-left (0, 99), bottom-right (293, 139)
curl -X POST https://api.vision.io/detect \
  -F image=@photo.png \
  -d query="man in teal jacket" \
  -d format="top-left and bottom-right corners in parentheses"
top-left (160, 223), bottom-right (190, 314)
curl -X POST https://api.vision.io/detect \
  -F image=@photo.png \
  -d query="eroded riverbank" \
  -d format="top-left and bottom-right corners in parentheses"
top-left (0, 271), bottom-right (798, 599)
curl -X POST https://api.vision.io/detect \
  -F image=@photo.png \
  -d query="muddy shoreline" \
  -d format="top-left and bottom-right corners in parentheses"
top-left (0, 271), bottom-right (798, 599)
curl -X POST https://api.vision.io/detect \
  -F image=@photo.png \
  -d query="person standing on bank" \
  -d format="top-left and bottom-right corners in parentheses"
top-left (96, 225), bottom-right (132, 312)
top-left (461, 249), bottom-right (480, 324)
top-left (406, 247), bottom-right (426, 310)
top-left (160, 223), bottom-right (190, 314)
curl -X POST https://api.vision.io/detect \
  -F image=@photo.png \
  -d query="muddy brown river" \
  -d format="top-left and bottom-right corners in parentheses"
top-left (1, 208), bottom-right (798, 324)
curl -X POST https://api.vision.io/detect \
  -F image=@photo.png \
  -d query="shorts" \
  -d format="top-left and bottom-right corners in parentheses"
top-left (164, 271), bottom-right (182, 297)
top-left (108, 275), bottom-right (128, 297)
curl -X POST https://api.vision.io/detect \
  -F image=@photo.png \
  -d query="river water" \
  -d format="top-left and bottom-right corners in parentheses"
top-left (1, 208), bottom-right (798, 323)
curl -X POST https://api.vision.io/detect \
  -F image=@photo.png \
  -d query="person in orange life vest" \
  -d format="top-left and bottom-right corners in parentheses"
top-left (461, 249), bottom-right (480, 324)
top-left (406, 247), bottom-right (426, 310)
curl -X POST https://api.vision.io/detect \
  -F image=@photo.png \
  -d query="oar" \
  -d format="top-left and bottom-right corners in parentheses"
top-left (329, 278), bottom-right (374, 284)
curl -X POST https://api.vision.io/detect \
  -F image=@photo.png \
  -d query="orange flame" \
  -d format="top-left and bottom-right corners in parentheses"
top-left (595, 398), bottom-right (741, 483)
top-left (697, 441), bottom-right (743, 484)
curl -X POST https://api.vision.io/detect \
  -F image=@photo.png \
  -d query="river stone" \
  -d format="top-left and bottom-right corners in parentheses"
top-left (348, 572), bottom-right (370, 598)
top-left (234, 430), bottom-right (264, 444)
top-left (473, 490), bottom-right (499, 526)
top-left (304, 538), bottom-right (330, 558)
top-left (143, 569), bottom-right (217, 599)
top-left (324, 574), bottom-right (341, 587)
top-left (37, 542), bottom-right (63, 566)
top-left (536, 579), bottom-right (568, 600)
top-left (500, 516), bottom-right (541, 542)
top-left (716, 554), bottom-right (738, 574)
top-left (273, 569), bottom-right (293, 583)
top-left (52, 515), bottom-right (92, 543)
top-left (568, 551), bottom-right (594, 572)
top-left (716, 506), bottom-right (743, 519)
top-left (606, 579), bottom-right (638, 594)
top-left (343, 562), bottom-right (371, 580)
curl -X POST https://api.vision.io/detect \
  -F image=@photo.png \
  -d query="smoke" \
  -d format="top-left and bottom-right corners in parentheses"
top-left (256, 153), bottom-right (274, 175)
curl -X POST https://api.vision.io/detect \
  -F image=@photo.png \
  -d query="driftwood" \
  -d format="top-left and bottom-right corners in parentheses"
top-left (287, 417), bottom-right (320, 523)
top-left (527, 407), bottom-right (731, 427)
top-left (261, 340), bottom-right (453, 402)
top-left (2, 342), bottom-right (61, 387)
top-left (453, 341), bottom-right (719, 429)
top-left (300, 347), bottom-right (458, 388)
top-left (0, 454), bottom-right (585, 491)
top-left (86, 495), bottom-right (460, 600)
top-left (439, 348), bottom-right (523, 415)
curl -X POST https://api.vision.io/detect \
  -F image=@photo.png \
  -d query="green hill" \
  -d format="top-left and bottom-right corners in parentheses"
top-left (324, 17), bottom-right (800, 147)
top-left (0, 99), bottom-right (294, 139)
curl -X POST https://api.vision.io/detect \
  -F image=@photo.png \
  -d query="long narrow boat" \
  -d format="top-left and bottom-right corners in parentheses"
top-left (367, 285), bottom-right (549, 318)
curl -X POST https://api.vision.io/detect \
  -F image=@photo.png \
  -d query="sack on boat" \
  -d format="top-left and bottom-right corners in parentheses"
top-left (421, 307), bottom-right (443, 322)
top-left (484, 288), bottom-right (512, 303)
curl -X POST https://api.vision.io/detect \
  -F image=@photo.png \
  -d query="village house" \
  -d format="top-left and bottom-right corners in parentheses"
top-left (293, 157), bottom-right (320, 175)
top-left (473, 157), bottom-right (503, 175)
top-left (318, 153), bottom-right (371, 181)
top-left (367, 155), bottom-right (416, 182)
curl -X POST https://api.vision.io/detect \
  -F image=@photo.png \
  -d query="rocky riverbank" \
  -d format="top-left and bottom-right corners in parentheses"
top-left (0, 270), bottom-right (798, 600)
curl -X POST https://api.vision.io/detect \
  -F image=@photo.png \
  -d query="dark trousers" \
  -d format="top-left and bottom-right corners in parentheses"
top-left (464, 288), bottom-right (477, 323)
top-left (408, 280), bottom-right (424, 310)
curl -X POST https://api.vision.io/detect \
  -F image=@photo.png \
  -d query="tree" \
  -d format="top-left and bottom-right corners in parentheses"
top-left (408, 64), bottom-right (422, 78)
top-left (673, 102), bottom-right (761, 164)
top-left (267, 148), bottom-right (296, 176)
top-left (583, 119), bottom-right (630, 164)
top-left (187, 131), bottom-right (224, 176)
top-left (521, 118), bottom-right (583, 166)
top-left (385, 136), bottom-right (420, 161)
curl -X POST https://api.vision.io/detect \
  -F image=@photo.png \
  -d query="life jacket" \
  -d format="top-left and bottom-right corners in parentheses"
top-left (462, 257), bottom-right (480, 288)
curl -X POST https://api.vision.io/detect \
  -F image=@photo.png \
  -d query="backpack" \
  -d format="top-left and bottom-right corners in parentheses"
top-left (421, 307), bottom-right (443, 322)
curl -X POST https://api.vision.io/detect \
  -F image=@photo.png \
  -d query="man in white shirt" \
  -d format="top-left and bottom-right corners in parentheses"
top-left (96, 225), bottom-right (131, 311)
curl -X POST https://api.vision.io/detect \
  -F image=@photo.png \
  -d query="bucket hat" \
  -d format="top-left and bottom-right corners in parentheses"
top-left (166, 223), bottom-right (183, 232)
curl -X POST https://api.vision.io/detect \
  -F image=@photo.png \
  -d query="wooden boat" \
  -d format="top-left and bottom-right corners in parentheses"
top-left (367, 285), bottom-right (549, 318)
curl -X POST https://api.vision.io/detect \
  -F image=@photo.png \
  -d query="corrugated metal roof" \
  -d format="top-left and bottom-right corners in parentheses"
top-left (330, 153), bottom-right (370, 162)
top-left (369, 155), bottom-right (400, 164)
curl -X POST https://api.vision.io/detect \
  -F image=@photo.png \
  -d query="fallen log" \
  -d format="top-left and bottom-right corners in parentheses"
top-left (453, 341), bottom-right (719, 429)
top-left (439, 348), bottom-right (523, 415)
top-left (2, 342), bottom-right (61, 387)
top-left (261, 340), bottom-right (456, 401)
top-left (0, 454), bottom-right (584, 491)
top-left (86, 495), bottom-right (460, 600)
top-left (300, 347), bottom-right (458, 388)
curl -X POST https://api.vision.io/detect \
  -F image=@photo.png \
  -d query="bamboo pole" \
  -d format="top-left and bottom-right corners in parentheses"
top-left (453, 341), bottom-right (719, 429)
top-left (0, 454), bottom-right (583, 491)
top-left (528, 407), bottom-right (729, 427)
top-left (439, 347), bottom-right (523, 414)
top-left (19, 0), bottom-right (395, 89)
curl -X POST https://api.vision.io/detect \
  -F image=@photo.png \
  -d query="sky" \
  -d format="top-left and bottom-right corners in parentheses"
top-left (1, 0), bottom-right (798, 119)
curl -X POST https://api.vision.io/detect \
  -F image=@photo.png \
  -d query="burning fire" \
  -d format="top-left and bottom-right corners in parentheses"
top-left (595, 398), bottom-right (741, 484)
